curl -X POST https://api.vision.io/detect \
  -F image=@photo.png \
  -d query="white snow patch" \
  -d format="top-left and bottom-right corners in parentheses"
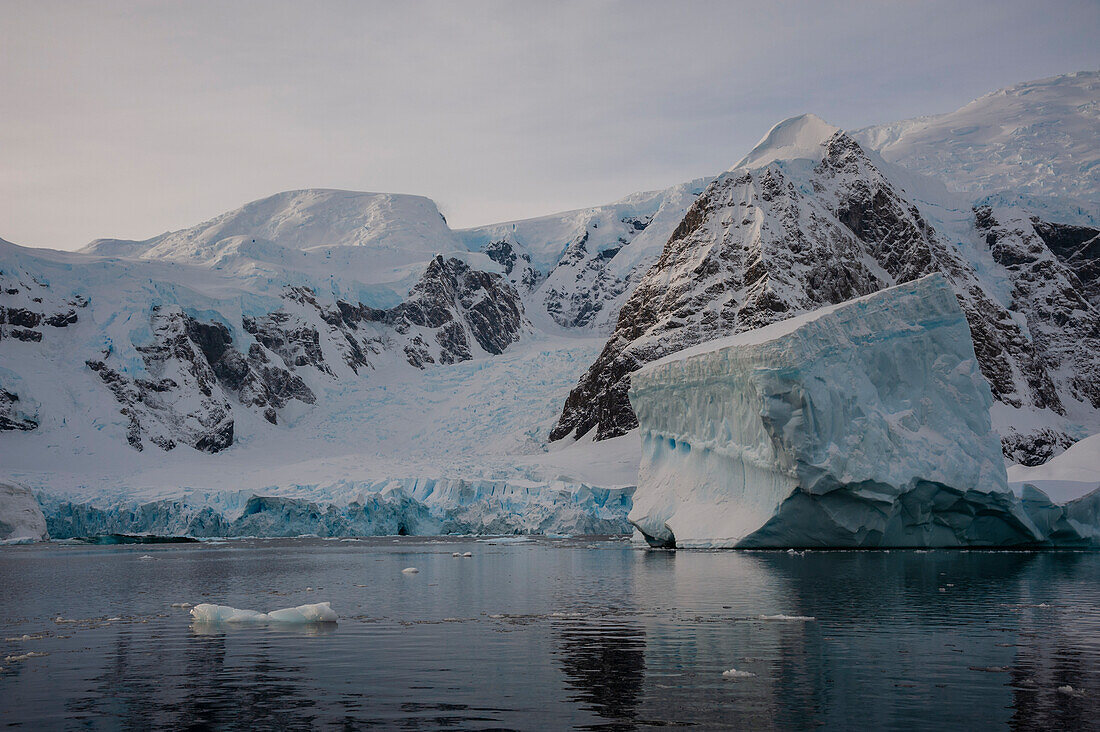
top-left (1008, 433), bottom-right (1100, 503)
top-left (734, 114), bottom-right (840, 170)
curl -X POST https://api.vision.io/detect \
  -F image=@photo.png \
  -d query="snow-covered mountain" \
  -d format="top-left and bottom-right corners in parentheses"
top-left (0, 189), bottom-right (645, 535)
top-left (2, 71), bottom-right (1098, 537)
top-left (458, 178), bottom-right (712, 331)
top-left (551, 112), bottom-right (1100, 466)
top-left (855, 71), bottom-right (1100, 221)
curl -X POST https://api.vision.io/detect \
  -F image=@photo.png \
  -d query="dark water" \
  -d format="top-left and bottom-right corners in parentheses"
top-left (1, 538), bottom-right (1098, 731)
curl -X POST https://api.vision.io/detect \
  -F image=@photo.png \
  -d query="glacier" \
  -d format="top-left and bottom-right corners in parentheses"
top-left (627, 274), bottom-right (1092, 548)
top-left (39, 476), bottom-right (635, 539)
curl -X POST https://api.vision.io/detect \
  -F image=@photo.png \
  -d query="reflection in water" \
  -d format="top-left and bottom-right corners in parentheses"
top-left (554, 619), bottom-right (646, 730)
top-left (67, 627), bottom-right (324, 729)
top-left (1, 539), bottom-right (1098, 730)
top-left (190, 621), bottom-right (338, 637)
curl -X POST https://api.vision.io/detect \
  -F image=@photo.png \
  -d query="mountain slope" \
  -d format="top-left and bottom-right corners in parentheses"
top-left (459, 178), bottom-right (712, 331)
top-left (551, 115), bottom-right (1100, 465)
top-left (856, 71), bottom-right (1100, 211)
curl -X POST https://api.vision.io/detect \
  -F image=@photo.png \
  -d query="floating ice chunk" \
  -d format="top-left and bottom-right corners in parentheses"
top-left (452, 552), bottom-right (462, 557)
top-left (758, 614), bottom-right (815, 621)
top-left (722, 668), bottom-right (756, 679)
top-left (266, 603), bottom-right (338, 623)
top-left (463, 552), bottom-right (472, 557)
top-left (170, 602), bottom-right (193, 609)
top-left (189, 602), bottom-right (337, 624)
top-left (401, 567), bottom-right (419, 574)
top-left (477, 536), bottom-right (533, 545)
top-left (139, 555), bottom-right (153, 560)
top-left (4, 652), bottom-right (48, 662)
top-left (0, 483), bottom-right (48, 543)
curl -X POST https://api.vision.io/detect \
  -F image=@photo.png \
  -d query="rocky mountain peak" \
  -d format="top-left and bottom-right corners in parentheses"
top-left (551, 126), bottom-right (1100, 465)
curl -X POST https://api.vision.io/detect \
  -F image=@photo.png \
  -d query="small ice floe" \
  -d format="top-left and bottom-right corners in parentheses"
top-left (170, 602), bottom-right (193, 609)
top-left (53, 616), bottom-right (78, 624)
top-left (139, 555), bottom-right (154, 560)
top-left (4, 652), bottom-right (48, 663)
top-left (477, 536), bottom-right (533, 545)
top-left (1057, 685), bottom-right (1087, 697)
top-left (305, 587), bottom-right (314, 592)
top-left (190, 602), bottom-right (337, 624)
top-left (401, 567), bottom-right (420, 574)
top-left (452, 552), bottom-right (462, 557)
top-left (463, 552), bottom-right (472, 557)
top-left (758, 614), bottom-right (815, 621)
top-left (4, 633), bottom-right (47, 642)
top-left (786, 549), bottom-right (805, 556)
top-left (488, 614), bottom-right (506, 619)
top-left (722, 668), bottom-right (756, 679)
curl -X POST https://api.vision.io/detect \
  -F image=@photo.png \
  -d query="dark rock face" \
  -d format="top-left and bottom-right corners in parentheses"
top-left (241, 258), bottom-right (525, 373)
top-left (974, 207), bottom-right (1100, 418)
top-left (483, 240), bottom-right (541, 291)
top-left (1, 248), bottom-right (522, 453)
top-left (1, 300), bottom-right (84, 343)
top-left (375, 255), bottom-right (526, 367)
top-left (244, 286), bottom-right (387, 376)
top-left (1030, 218), bottom-right (1100, 306)
top-left (0, 390), bottom-right (37, 431)
top-left (541, 231), bottom-right (633, 329)
top-left (89, 305), bottom-right (315, 452)
top-left (552, 131), bottom-right (1100, 464)
top-left (8, 328), bottom-right (42, 342)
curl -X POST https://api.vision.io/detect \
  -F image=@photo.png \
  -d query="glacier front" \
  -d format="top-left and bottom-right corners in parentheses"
top-left (627, 274), bottom-right (1049, 548)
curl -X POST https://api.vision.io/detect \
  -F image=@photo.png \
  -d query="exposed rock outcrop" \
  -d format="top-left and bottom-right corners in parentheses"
top-left (552, 122), bottom-right (1100, 464)
top-left (88, 305), bottom-right (314, 451)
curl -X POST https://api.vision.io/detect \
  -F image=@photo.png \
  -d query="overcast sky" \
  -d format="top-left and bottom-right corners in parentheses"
top-left (2, 0), bottom-right (1098, 250)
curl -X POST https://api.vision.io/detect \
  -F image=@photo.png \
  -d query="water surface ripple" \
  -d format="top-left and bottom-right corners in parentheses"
top-left (1, 538), bottom-right (1097, 730)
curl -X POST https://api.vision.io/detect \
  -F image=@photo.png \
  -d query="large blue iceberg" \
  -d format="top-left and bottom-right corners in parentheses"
top-left (627, 275), bottom-right (1099, 548)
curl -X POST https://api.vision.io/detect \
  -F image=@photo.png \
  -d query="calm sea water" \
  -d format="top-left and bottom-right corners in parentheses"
top-left (1, 537), bottom-right (1097, 730)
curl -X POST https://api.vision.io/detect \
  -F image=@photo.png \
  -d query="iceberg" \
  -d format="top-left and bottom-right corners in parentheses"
top-left (190, 602), bottom-right (337, 624)
top-left (0, 482), bottom-right (48, 543)
top-left (627, 275), bottom-right (1048, 548)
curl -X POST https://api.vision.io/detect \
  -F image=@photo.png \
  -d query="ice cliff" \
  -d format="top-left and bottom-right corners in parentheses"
top-left (40, 478), bottom-right (634, 539)
top-left (0, 482), bottom-right (48, 542)
top-left (627, 275), bottom-right (1087, 548)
